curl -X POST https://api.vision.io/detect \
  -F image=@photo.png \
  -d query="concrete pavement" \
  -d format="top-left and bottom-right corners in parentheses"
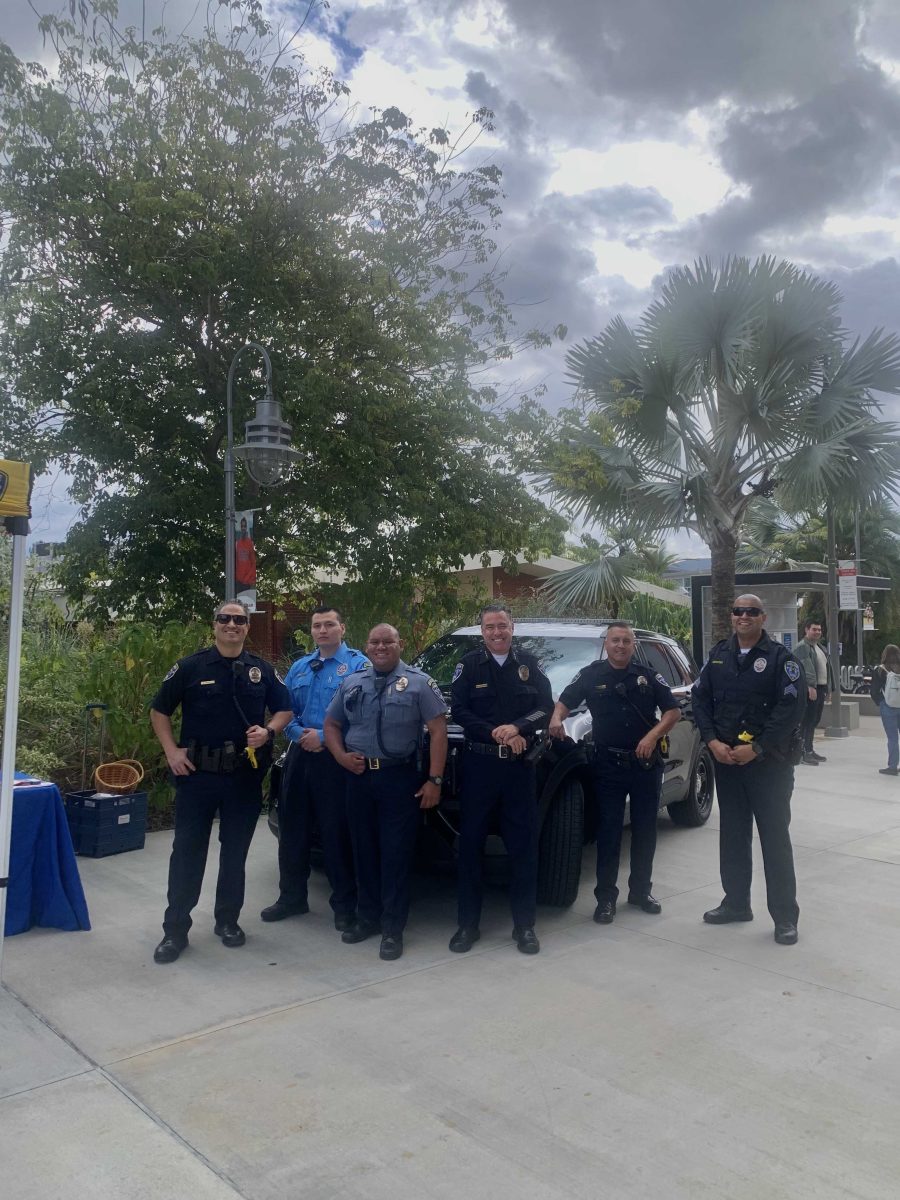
top-left (2, 718), bottom-right (900, 1199)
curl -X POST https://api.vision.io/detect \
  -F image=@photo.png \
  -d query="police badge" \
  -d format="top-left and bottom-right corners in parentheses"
top-left (395, 676), bottom-right (409, 692)
top-left (753, 658), bottom-right (767, 673)
top-left (336, 663), bottom-right (348, 675)
top-left (248, 666), bottom-right (262, 683)
top-left (518, 665), bottom-right (530, 681)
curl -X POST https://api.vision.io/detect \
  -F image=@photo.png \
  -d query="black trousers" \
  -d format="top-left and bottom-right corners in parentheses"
top-left (162, 769), bottom-right (262, 938)
top-left (801, 685), bottom-right (827, 752)
top-left (714, 760), bottom-right (799, 925)
top-left (345, 764), bottom-right (421, 936)
top-left (456, 755), bottom-right (538, 930)
top-left (592, 758), bottom-right (662, 902)
top-left (276, 743), bottom-right (357, 916)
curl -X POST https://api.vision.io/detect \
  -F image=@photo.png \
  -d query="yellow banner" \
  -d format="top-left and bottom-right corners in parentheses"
top-left (0, 460), bottom-right (32, 518)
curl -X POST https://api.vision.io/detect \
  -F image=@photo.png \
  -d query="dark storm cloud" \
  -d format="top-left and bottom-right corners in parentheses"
top-left (539, 186), bottom-right (674, 239)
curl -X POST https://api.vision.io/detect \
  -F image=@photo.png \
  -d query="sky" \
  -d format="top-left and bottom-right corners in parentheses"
top-left (9, 0), bottom-right (900, 555)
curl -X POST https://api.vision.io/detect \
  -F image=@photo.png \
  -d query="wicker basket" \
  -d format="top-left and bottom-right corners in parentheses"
top-left (93, 759), bottom-right (144, 796)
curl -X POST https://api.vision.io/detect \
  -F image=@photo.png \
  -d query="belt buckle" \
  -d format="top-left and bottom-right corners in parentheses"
top-left (367, 757), bottom-right (380, 771)
top-left (498, 745), bottom-right (509, 759)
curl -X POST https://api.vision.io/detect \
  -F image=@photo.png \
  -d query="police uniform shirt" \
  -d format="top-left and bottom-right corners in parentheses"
top-left (692, 632), bottom-right (806, 756)
top-left (558, 659), bottom-right (678, 751)
top-left (283, 643), bottom-right (369, 744)
top-left (325, 660), bottom-right (448, 758)
top-left (151, 647), bottom-right (291, 749)
top-left (450, 647), bottom-right (553, 743)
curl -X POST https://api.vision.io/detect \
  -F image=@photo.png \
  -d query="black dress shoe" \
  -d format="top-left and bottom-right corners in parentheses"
top-left (703, 903), bottom-right (753, 924)
top-left (153, 935), bottom-right (187, 964)
top-left (774, 923), bottom-right (799, 945)
top-left (333, 911), bottom-right (355, 933)
top-left (260, 899), bottom-right (309, 922)
top-left (593, 900), bottom-right (616, 924)
top-left (341, 919), bottom-right (379, 945)
top-left (801, 753), bottom-right (820, 766)
top-left (214, 922), bottom-right (246, 947)
top-left (379, 933), bottom-right (403, 961)
top-left (513, 926), bottom-right (540, 954)
top-left (811, 751), bottom-right (827, 762)
top-left (879, 767), bottom-right (899, 776)
top-left (449, 927), bottom-right (481, 953)
top-left (627, 893), bottom-right (662, 915)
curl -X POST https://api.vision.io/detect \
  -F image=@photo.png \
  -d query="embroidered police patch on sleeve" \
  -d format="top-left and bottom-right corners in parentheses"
top-left (428, 678), bottom-right (442, 694)
top-left (784, 661), bottom-right (801, 681)
top-left (452, 663), bottom-right (464, 683)
top-left (163, 663), bottom-right (178, 681)
top-left (655, 673), bottom-right (667, 686)
top-left (275, 670), bottom-right (285, 684)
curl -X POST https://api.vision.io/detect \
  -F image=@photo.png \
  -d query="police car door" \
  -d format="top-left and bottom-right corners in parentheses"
top-left (636, 638), bottom-right (692, 800)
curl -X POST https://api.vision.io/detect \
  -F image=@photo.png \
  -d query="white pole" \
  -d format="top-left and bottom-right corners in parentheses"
top-left (0, 528), bottom-right (28, 979)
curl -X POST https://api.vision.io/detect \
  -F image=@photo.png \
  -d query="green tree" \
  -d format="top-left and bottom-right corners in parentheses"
top-left (526, 257), bottom-right (900, 642)
top-left (0, 0), bottom-right (563, 621)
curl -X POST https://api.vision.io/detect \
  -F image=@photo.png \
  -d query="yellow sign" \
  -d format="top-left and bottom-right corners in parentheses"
top-left (0, 460), bottom-right (31, 519)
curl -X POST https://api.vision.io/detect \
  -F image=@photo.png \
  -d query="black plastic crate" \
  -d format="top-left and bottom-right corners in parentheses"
top-left (64, 790), bottom-right (147, 856)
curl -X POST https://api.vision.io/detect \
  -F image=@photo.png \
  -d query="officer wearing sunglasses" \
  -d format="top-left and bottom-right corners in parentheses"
top-left (150, 600), bottom-right (292, 964)
top-left (692, 594), bottom-right (806, 945)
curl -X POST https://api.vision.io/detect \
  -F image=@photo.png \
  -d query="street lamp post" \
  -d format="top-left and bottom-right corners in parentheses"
top-left (224, 343), bottom-right (300, 598)
top-left (824, 501), bottom-right (849, 738)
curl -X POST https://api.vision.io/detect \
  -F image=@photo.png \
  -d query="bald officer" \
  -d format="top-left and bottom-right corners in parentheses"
top-left (324, 624), bottom-right (448, 961)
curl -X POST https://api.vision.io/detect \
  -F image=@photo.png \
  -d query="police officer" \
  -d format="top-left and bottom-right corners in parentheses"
top-left (150, 600), bottom-right (292, 964)
top-left (449, 604), bottom-right (553, 955)
top-left (260, 606), bottom-right (368, 931)
top-left (324, 623), bottom-right (447, 962)
top-left (692, 594), bottom-right (805, 945)
top-left (549, 620), bottom-right (680, 925)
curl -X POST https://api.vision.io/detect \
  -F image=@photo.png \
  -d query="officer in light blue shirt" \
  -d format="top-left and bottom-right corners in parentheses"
top-left (260, 606), bottom-right (369, 931)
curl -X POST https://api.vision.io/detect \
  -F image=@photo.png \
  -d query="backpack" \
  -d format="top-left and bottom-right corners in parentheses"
top-left (884, 671), bottom-right (900, 709)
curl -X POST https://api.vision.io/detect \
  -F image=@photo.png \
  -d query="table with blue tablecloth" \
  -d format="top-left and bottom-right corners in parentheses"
top-left (4, 778), bottom-right (91, 936)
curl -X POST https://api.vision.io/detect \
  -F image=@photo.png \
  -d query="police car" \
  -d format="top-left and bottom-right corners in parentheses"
top-left (412, 618), bottom-right (714, 908)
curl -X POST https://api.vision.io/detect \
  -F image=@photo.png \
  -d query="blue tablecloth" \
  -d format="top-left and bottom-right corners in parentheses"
top-left (5, 779), bottom-right (91, 936)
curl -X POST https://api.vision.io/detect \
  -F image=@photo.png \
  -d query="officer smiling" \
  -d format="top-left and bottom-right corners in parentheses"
top-left (692, 593), bottom-right (806, 945)
top-left (324, 623), bottom-right (448, 962)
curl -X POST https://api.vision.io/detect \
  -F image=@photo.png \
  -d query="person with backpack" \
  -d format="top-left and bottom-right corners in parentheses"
top-left (870, 644), bottom-right (900, 777)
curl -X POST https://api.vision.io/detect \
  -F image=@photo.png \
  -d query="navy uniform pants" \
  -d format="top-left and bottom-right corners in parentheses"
top-left (162, 769), bottom-right (262, 938)
top-left (714, 760), bottom-right (799, 926)
top-left (345, 764), bottom-right (421, 936)
top-left (592, 757), bottom-right (662, 902)
top-left (276, 744), bottom-right (357, 917)
top-left (456, 755), bottom-right (538, 929)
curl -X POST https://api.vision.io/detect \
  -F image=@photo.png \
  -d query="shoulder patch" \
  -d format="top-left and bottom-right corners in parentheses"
top-left (275, 670), bottom-right (285, 684)
top-left (428, 678), bottom-right (442, 694)
top-left (784, 661), bottom-right (801, 682)
top-left (655, 673), bottom-right (668, 686)
top-left (163, 663), bottom-right (178, 681)
top-left (452, 662), bottom-right (464, 683)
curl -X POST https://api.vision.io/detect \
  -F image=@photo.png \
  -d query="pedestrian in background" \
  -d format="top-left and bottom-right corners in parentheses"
top-left (869, 644), bottom-right (900, 777)
top-left (794, 619), bottom-right (835, 766)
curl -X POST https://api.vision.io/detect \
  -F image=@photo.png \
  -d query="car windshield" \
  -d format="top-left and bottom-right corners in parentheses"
top-left (414, 634), bottom-right (605, 698)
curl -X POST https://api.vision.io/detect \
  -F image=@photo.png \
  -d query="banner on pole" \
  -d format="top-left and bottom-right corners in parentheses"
top-left (234, 509), bottom-right (257, 613)
top-left (837, 559), bottom-right (859, 610)
top-left (0, 459), bottom-right (32, 521)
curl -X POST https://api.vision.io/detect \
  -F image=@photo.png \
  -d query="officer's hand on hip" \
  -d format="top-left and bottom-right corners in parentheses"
top-left (299, 728), bottom-right (323, 753)
top-left (808, 686), bottom-right (817, 701)
top-left (415, 780), bottom-right (441, 809)
top-left (635, 734), bottom-right (657, 760)
top-left (246, 725), bottom-right (269, 750)
top-left (340, 750), bottom-right (367, 775)
top-left (708, 738), bottom-right (737, 765)
top-left (492, 723), bottom-right (520, 744)
top-left (730, 744), bottom-right (757, 766)
top-left (167, 748), bottom-right (196, 776)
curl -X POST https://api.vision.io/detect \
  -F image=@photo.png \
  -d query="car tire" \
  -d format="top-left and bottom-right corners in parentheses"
top-left (536, 777), bottom-right (585, 908)
top-left (667, 747), bottom-right (714, 827)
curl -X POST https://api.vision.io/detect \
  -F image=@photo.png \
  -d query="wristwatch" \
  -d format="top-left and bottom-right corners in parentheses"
top-left (750, 741), bottom-right (764, 759)
top-left (428, 775), bottom-right (444, 786)
top-left (265, 726), bottom-right (277, 743)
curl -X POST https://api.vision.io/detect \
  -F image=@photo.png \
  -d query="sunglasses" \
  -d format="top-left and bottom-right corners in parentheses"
top-left (215, 613), bottom-right (249, 626)
top-left (731, 606), bottom-right (763, 617)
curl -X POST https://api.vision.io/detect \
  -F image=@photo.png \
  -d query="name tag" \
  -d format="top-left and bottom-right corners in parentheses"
top-left (200, 680), bottom-right (216, 686)
top-left (475, 683), bottom-right (489, 689)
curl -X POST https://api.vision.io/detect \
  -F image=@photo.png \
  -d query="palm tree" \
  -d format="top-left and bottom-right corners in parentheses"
top-left (536, 257), bottom-right (900, 642)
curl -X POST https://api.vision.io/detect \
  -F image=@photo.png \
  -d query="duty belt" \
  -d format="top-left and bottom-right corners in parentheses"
top-left (363, 754), bottom-right (416, 771)
top-left (465, 740), bottom-right (526, 760)
top-left (185, 741), bottom-right (239, 774)
top-left (592, 745), bottom-right (634, 763)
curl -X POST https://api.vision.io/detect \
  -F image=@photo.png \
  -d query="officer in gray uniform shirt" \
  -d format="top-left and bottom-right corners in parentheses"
top-left (324, 623), bottom-right (448, 961)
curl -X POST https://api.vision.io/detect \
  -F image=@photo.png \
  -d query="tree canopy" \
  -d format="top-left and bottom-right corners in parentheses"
top-left (520, 257), bottom-right (900, 642)
top-left (0, 0), bottom-right (563, 619)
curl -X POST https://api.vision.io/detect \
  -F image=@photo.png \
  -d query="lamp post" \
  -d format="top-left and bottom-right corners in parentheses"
top-left (824, 501), bottom-right (849, 738)
top-left (224, 343), bottom-right (300, 598)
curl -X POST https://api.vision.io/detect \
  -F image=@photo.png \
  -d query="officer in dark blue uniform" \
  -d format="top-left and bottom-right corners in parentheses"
top-left (448, 604), bottom-right (553, 955)
top-left (150, 601), bottom-right (292, 964)
top-left (550, 620), bottom-right (680, 925)
top-left (692, 594), bottom-right (805, 945)
top-left (260, 606), bottom-right (368, 931)
top-left (324, 623), bottom-right (448, 962)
